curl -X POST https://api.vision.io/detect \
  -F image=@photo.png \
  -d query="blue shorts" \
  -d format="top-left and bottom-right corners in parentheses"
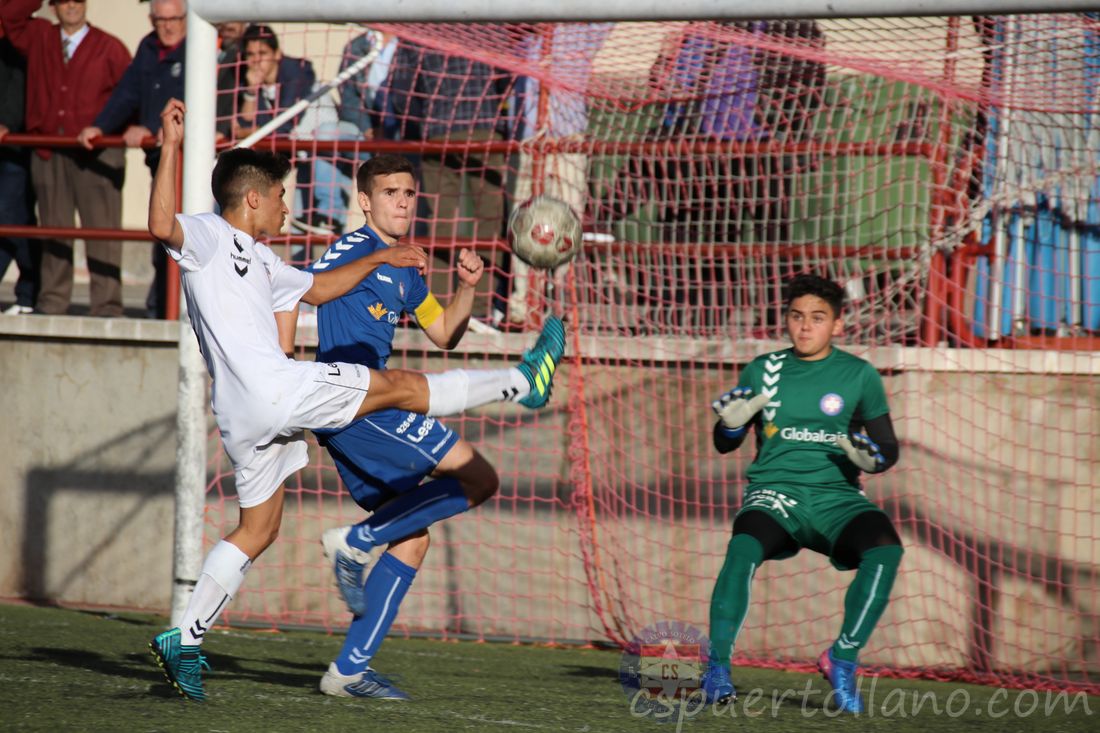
top-left (317, 407), bottom-right (459, 511)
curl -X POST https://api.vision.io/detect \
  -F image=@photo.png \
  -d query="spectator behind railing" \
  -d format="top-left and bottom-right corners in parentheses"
top-left (297, 29), bottom-right (398, 240)
top-left (1, 0), bottom-right (130, 317)
top-left (0, 13), bottom-right (37, 315)
top-left (75, 0), bottom-right (185, 320)
top-left (232, 24), bottom-right (320, 245)
top-left (214, 20), bottom-right (246, 142)
top-left (389, 40), bottom-right (511, 247)
top-left (334, 31), bottom-right (432, 239)
top-left (232, 24), bottom-right (314, 139)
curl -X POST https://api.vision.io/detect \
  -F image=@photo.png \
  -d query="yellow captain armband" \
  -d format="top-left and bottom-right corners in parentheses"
top-left (414, 293), bottom-right (443, 328)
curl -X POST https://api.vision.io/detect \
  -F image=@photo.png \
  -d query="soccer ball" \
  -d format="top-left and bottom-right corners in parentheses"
top-left (507, 195), bottom-right (582, 269)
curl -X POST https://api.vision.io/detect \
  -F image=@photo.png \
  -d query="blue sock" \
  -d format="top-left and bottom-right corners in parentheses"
top-left (335, 552), bottom-right (417, 675)
top-left (347, 478), bottom-right (469, 552)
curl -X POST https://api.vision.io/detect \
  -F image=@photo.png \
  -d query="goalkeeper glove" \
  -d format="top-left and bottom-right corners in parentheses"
top-left (836, 433), bottom-right (885, 473)
top-left (712, 387), bottom-right (769, 437)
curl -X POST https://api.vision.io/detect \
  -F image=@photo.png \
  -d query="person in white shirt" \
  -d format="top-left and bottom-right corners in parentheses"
top-left (145, 98), bottom-right (566, 701)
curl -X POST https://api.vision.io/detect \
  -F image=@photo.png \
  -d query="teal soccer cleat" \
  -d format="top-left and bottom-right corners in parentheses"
top-left (700, 663), bottom-right (736, 705)
top-left (516, 316), bottom-right (566, 409)
top-left (149, 627), bottom-right (209, 701)
top-left (818, 648), bottom-right (865, 714)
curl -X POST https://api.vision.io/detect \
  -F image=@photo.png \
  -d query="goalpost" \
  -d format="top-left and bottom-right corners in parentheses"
top-left (173, 0), bottom-right (1100, 693)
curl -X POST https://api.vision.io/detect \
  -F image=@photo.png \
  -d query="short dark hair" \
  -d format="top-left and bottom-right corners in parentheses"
top-left (785, 273), bottom-right (845, 317)
top-left (356, 154), bottom-right (416, 195)
top-left (211, 148), bottom-right (291, 210)
top-left (242, 24), bottom-right (279, 53)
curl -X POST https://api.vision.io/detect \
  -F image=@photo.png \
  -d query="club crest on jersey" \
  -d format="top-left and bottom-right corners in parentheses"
top-left (368, 301), bottom-right (400, 324)
top-left (820, 393), bottom-right (844, 416)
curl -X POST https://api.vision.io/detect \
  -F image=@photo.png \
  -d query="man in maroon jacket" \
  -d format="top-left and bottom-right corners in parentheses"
top-left (0, 0), bottom-right (130, 316)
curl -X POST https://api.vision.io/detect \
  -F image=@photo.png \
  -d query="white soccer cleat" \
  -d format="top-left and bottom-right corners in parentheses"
top-left (321, 526), bottom-right (373, 616)
top-left (320, 662), bottom-right (410, 700)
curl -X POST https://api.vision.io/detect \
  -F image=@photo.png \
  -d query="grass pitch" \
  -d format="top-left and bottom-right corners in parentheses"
top-left (0, 602), bottom-right (1095, 732)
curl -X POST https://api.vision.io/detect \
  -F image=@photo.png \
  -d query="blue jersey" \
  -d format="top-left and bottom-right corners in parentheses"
top-left (308, 224), bottom-right (442, 369)
top-left (307, 224), bottom-right (457, 506)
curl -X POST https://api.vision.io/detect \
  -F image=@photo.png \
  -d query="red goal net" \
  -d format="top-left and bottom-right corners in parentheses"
top-left (204, 15), bottom-right (1100, 694)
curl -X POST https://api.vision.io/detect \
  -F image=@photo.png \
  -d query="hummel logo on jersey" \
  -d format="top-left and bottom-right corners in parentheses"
top-left (368, 302), bottom-right (389, 321)
top-left (762, 352), bottom-right (785, 422)
top-left (376, 273), bottom-right (393, 284)
top-left (230, 236), bottom-right (250, 276)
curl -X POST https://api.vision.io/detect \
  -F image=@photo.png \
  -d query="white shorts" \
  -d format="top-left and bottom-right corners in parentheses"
top-left (233, 361), bottom-right (372, 508)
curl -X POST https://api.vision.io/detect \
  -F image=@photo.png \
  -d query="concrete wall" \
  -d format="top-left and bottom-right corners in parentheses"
top-left (1, 318), bottom-right (1097, 678)
top-left (0, 316), bottom-right (181, 609)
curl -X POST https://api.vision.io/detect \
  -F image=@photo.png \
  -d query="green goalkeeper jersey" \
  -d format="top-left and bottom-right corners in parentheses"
top-left (740, 346), bottom-right (889, 491)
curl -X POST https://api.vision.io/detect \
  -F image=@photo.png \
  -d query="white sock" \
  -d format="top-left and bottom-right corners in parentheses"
top-left (179, 540), bottom-right (252, 645)
top-left (425, 368), bottom-right (530, 416)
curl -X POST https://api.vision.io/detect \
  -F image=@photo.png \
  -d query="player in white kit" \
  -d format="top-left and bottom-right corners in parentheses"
top-left (144, 99), bottom-right (566, 701)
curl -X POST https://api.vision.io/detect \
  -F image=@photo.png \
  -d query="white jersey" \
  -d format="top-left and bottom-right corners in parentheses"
top-left (168, 213), bottom-right (316, 467)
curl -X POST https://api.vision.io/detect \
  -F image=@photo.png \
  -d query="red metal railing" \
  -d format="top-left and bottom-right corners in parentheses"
top-left (5, 132), bottom-right (1092, 347)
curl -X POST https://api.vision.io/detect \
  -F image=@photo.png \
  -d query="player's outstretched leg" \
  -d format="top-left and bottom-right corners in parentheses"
top-left (415, 316), bottom-right (566, 417)
top-left (320, 664), bottom-right (410, 700)
top-left (149, 627), bottom-right (209, 701)
top-left (516, 315), bottom-right (566, 408)
top-left (321, 526), bottom-right (374, 617)
top-left (700, 663), bottom-right (736, 705)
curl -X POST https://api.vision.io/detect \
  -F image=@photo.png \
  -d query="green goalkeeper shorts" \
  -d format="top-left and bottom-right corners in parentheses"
top-left (737, 484), bottom-right (888, 570)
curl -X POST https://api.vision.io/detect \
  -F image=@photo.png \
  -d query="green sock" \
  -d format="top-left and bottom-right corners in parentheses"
top-left (708, 533), bottom-right (763, 669)
top-left (832, 544), bottom-right (904, 663)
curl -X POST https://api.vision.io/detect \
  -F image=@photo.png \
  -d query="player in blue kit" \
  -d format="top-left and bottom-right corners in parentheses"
top-left (297, 154), bottom-right (563, 699)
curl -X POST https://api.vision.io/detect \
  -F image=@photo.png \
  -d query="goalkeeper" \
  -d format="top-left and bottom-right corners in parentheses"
top-left (701, 274), bottom-right (902, 714)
